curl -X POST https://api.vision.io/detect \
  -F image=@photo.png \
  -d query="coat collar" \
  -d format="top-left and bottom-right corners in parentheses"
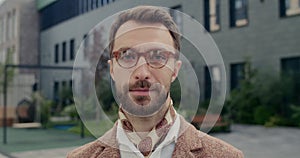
top-left (97, 116), bottom-right (204, 158)
top-left (171, 116), bottom-right (204, 157)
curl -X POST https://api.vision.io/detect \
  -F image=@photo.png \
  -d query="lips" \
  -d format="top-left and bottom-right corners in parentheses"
top-left (129, 88), bottom-right (151, 96)
top-left (128, 80), bottom-right (159, 97)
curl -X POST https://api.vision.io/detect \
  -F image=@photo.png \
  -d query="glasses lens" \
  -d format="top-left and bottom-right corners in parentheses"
top-left (148, 50), bottom-right (168, 68)
top-left (118, 49), bottom-right (137, 68)
top-left (115, 48), bottom-right (175, 69)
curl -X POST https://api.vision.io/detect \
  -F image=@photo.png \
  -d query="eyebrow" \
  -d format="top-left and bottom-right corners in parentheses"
top-left (120, 47), bottom-right (170, 52)
top-left (117, 47), bottom-right (132, 52)
top-left (146, 47), bottom-right (169, 51)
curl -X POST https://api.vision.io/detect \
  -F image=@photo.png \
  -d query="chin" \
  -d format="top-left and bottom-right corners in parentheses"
top-left (117, 87), bottom-right (169, 117)
top-left (132, 96), bottom-right (151, 106)
top-left (122, 98), bottom-right (165, 117)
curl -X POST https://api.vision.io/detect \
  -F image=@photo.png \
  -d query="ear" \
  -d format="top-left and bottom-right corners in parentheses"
top-left (171, 60), bottom-right (182, 82)
top-left (108, 60), bottom-right (115, 81)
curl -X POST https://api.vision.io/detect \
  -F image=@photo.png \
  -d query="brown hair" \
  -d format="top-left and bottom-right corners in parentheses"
top-left (109, 5), bottom-right (181, 55)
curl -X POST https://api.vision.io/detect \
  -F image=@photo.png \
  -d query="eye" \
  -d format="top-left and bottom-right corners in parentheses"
top-left (120, 49), bottom-right (136, 61)
top-left (149, 50), bottom-right (167, 61)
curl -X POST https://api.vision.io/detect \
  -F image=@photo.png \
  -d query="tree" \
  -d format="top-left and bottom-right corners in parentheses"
top-left (0, 47), bottom-right (15, 93)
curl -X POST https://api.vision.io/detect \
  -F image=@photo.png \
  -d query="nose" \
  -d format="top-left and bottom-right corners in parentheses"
top-left (132, 57), bottom-right (151, 81)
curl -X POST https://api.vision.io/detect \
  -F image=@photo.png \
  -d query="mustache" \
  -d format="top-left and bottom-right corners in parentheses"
top-left (129, 80), bottom-right (152, 90)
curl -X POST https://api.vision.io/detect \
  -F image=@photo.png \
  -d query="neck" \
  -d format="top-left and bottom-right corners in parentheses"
top-left (124, 97), bottom-right (171, 133)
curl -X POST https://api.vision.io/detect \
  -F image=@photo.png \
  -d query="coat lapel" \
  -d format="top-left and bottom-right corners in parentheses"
top-left (98, 147), bottom-right (120, 158)
top-left (171, 116), bottom-right (204, 158)
top-left (97, 123), bottom-right (121, 158)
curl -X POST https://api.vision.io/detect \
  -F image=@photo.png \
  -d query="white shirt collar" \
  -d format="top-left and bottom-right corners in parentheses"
top-left (117, 113), bottom-right (180, 158)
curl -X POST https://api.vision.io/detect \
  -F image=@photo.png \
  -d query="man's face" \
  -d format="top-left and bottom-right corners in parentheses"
top-left (109, 20), bottom-right (181, 117)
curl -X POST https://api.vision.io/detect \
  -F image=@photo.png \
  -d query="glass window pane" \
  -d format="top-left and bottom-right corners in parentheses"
top-left (285, 0), bottom-right (300, 16)
top-left (62, 42), bottom-right (66, 62)
top-left (230, 63), bottom-right (245, 90)
top-left (55, 44), bottom-right (59, 63)
top-left (209, 0), bottom-right (220, 31)
top-left (70, 39), bottom-right (75, 60)
top-left (53, 81), bottom-right (59, 101)
top-left (204, 66), bottom-right (211, 100)
top-left (230, 0), bottom-right (248, 27)
top-left (0, 18), bottom-right (3, 43)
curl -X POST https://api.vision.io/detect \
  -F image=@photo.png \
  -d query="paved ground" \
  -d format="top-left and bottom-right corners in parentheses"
top-left (0, 127), bottom-right (94, 158)
top-left (0, 124), bottom-right (300, 158)
top-left (11, 147), bottom-right (78, 158)
top-left (0, 151), bottom-right (12, 158)
top-left (212, 124), bottom-right (300, 158)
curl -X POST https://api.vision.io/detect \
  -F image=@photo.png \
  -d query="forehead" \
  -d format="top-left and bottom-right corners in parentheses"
top-left (113, 20), bottom-right (174, 51)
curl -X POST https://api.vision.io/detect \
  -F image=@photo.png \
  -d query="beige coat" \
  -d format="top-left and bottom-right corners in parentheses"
top-left (67, 116), bottom-right (244, 158)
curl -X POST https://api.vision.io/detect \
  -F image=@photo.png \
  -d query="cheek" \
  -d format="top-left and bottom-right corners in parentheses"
top-left (113, 68), bottom-right (130, 85)
top-left (154, 70), bottom-right (174, 86)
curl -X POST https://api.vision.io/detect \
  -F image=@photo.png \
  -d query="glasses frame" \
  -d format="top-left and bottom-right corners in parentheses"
top-left (111, 48), bottom-right (179, 69)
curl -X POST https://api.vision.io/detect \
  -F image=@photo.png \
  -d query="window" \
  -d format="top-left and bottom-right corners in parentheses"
top-left (62, 41), bottom-right (66, 62)
top-left (62, 80), bottom-right (67, 89)
top-left (6, 12), bottom-right (11, 40)
top-left (79, 0), bottom-right (85, 14)
top-left (96, 0), bottom-right (102, 7)
top-left (204, 65), bottom-right (221, 100)
top-left (70, 39), bottom-right (75, 60)
top-left (12, 9), bottom-right (16, 38)
top-left (87, 0), bottom-right (91, 11)
top-left (230, 0), bottom-right (248, 27)
top-left (87, 0), bottom-right (92, 11)
top-left (204, 67), bottom-right (212, 100)
top-left (91, 0), bottom-right (99, 9)
top-left (0, 50), bottom-right (4, 63)
top-left (40, 0), bottom-right (80, 30)
top-left (83, 34), bottom-right (88, 60)
top-left (230, 63), bottom-right (245, 90)
top-left (281, 57), bottom-right (300, 75)
top-left (280, 0), bottom-right (300, 17)
top-left (0, 17), bottom-right (3, 44)
top-left (101, 0), bottom-right (110, 6)
top-left (55, 44), bottom-right (59, 63)
top-left (170, 5), bottom-right (183, 32)
top-left (53, 81), bottom-right (59, 101)
top-left (91, 0), bottom-right (97, 10)
top-left (69, 79), bottom-right (73, 89)
top-left (78, 0), bottom-right (107, 13)
top-left (83, 34), bottom-right (88, 47)
top-left (281, 57), bottom-right (300, 104)
top-left (204, 0), bottom-right (221, 32)
top-left (6, 48), bottom-right (10, 63)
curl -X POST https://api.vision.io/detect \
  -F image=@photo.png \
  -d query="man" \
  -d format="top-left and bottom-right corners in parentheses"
top-left (68, 5), bottom-right (243, 158)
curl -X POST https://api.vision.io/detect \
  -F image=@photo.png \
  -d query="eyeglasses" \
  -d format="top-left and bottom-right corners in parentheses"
top-left (111, 47), bottom-right (179, 69)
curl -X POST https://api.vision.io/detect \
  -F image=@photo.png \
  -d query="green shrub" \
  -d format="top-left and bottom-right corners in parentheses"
top-left (290, 105), bottom-right (300, 127)
top-left (254, 106), bottom-right (274, 125)
top-left (40, 99), bottom-right (53, 128)
top-left (170, 78), bottom-right (181, 109)
top-left (264, 116), bottom-right (282, 127)
top-left (226, 59), bottom-right (300, 127)
top-left (62, 104), bottom-right (79, 120)
top-left (226, 81), bottom-right (261, 124)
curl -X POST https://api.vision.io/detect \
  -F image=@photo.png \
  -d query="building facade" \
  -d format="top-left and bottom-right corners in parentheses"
top-left (0, 0), bottom-right (39, 107)
top-left (38, 0), bottom-right (300, 103)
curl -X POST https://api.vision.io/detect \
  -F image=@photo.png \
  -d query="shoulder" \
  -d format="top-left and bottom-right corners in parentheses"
top-left (199, 131), bottom-right (244, 157)
top-left (67, 139), bottom-right (106, 158)
top-left (67, 126), bottom-right (119, 158)
top-left (178, 117), bottom-right (244, 158)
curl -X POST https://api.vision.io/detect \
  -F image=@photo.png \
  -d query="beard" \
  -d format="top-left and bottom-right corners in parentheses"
top-left (115, 80), bottom-right (169, 117)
